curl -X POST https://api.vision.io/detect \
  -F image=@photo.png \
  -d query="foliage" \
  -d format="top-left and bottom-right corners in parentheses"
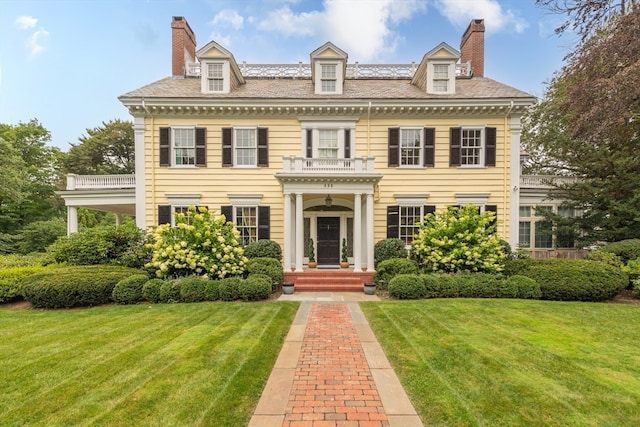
top-left (507, 275), bottom-right (543, 299)
top-left (21, 265), bottom-right (141, 308)
top-left (142, 279), bottom-right (165, 303)
top-left (422, 274), bottom-right (459, 298)
top-left (111, 274), bottom-right (149, 305)
top-left (374, 238), bottom-right (407, 266)
top-left (0, 253), bottom-right (55, 268)
top-left (341, 238), bottom-right (348, 262)
top-left (373, 257), bottom-right (419, 289)
top-left (388, 274), bottom-right (426, 299)
top-left (308, 238), bottom-right (315, 262)
top-left (147, 206), bottom-right (248, 279)
top-left (47, 223), bottom-right (147, 266)
top-left (516, 259), bottom-right (627, 301)
top-left (204, 280), bottom-right (221, 301)
top-left (14, 218), bottom-right (67, 255)
top-left (522, 8), bottom-right (640, 244)
top-left (454, 273), bottom-right (516, 299)
top-left (219, 277), bottom-right (243, 301)
top-left (412, 205), bottom-right (507, 273)
top-left (597, 239), bottom-right (640, 264)
top-left (243, 239), bottom-right (282, 260)
top-left (245, 257), bottom-right (283, 284)
top-left (177, 276), bottom-right (209, 303)
top-left (586, 250), bottom-right (623, 267)
top-left (621, 258), bottom-right (640, 288)
top-left (159, 280), bottom-right (181, 303)
top-left (0, 265), bottom-right (52, 303)
top-left (240, 275), bottom-right (272, 301)
top-left (62, 119), bottom-right (134, 175)
top-left (634, 282), bottom-right (640, 298)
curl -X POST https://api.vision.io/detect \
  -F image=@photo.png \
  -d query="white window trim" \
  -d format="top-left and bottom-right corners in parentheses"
top-left (399, 127), bottom-right (424, 168)
top-left (459, 126), bottom-right (486, 168)
top-left (201, 60), bottom-right (230, 93)
top-left (232, 126), bottom-right (258, 167)
top-left (426, 61), bottom-right (455, 94)
top-left (394, 194), bottom-right (430, 206)
top-left (165, 193), bottom-right (202, 227)
top-left (314, 61), bottom-right (343, 95)
top-left (170, 126), bottom-right (197, 168)
top-left (228, 194), bottom-right (263, 206)
top-left (300, 120), bottom-right (356, 158)
top-left (454, 193), bottom-right (490, 209)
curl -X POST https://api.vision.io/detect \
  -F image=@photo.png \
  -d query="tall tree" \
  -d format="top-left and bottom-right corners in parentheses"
top-left (522, 7), bottom-right (640, 243)
top-left (63, 119), bottom-right (135, 175)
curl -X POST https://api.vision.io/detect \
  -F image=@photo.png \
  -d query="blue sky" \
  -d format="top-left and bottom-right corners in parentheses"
top-left (0, 0), bottom-right (573, 151)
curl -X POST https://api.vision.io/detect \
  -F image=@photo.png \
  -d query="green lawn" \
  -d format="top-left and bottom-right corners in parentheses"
top-left (361, 299), bottom-right (640, 427)
top-left (0, 301), bottom-right (298, 427)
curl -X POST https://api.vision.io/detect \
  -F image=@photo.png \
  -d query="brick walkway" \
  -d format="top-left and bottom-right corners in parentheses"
top-left (284, 304), bottom-right (388, 427)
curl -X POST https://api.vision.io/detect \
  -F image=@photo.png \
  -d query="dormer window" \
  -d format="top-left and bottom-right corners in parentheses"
top-left (310, 43), bottom-right (347, 95)
top-left (321, 64), bottom-right (337, 92)
top-left (427, 62), bottom-right (455, 94)
top-left (207, 63), bottom-right (224, 92)
top-left (433, 64), bottom-right (450, 92)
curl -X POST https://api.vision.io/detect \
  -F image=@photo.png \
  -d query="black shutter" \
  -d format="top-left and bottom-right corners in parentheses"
top-left (424, 127), bottom-right (435, 167)
top-left (485, 205), bottom-right (498, 229)
top-left (450, 127), bottom-right (461, 166)
top-left (221, 205), bottom-right (233, 223)
top-left (344, 129), bottom-right (351, 159)
top-left (222, 127), bottom-right (233, 166)
top-left (158, 205), bottom-right (171, 225)
top-left (159, 127), bottom-right (170, 166)
top-left (258, 206), bottom-right (270, 240)
top-left (423, 205), bottom-right (436, 218)
top-left (388, 128), bottom-right (399, 167)
top-left (485, 127), bottom-right (496, 167)
top-left (306, 129), bottom-right (313, 158)
top-left (387, 205), bottom-right (399, 238)
top-left (195, 127), bottom-right (206, 166)
top-left (257, 127), bottom-right (269, 167)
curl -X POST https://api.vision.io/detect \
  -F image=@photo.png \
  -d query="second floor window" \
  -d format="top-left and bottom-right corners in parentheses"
top-left (450, 127), bottom-right (496, 167)
top-left (461, 129), bottom-right (482, 165)
top-left (174, 128), bottom-right (195, 165)
top-left (321, 64), bottom-right (337, 92)
top-left (235, 128), bottom-right (257, 166)
top-left (222, 127), bottom-right (269, 167)
top-left (388, 127), bottom-right (435, 168)
top-left (318, 129), bottom-right (339, 158)
top-left (159, 126), bottom-right (206, 167)
top-left (401, 129), bottom-right (422, 166)
top-left (207, 63), bottom-right (224, 92)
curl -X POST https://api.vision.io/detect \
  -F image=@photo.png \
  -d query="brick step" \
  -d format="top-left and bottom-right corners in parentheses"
top-left (284, 271), bottom-right (374, 292)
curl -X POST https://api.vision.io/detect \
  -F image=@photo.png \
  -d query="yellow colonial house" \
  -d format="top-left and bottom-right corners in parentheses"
top-left (61, 16), bottom-right (542, 288)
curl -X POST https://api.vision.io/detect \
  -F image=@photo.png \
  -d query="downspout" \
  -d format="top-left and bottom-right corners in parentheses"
top-left (142, 98), bottom-right (156, 225)
top-left (503, 100), bottom-right (514, 239)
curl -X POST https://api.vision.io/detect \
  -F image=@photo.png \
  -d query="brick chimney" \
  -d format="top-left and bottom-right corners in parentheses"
top-left (171, 16), bottom-right (196, 77)
top-left (460, 19), bottom-right (485, 77)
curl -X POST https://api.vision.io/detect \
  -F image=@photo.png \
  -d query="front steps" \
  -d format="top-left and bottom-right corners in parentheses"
top-left (284, 270), bottom-right (375, 292)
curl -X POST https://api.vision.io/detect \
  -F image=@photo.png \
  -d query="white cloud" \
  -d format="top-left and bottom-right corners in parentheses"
top-left (434, 0), bottom-right (528, 34)
top-left (25, 27), bottom-right (49, 57)
top-left (209, 32), bottom-right (232, 47)
top-left (212, 9), bottom-right (245, 30)
top-left (15, 15), bottom-right (37, 30)
top-left (257, 5), bottom-right (323, 36)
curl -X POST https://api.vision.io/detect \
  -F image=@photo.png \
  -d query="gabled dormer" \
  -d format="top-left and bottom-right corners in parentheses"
top-left (196, 41), bottom-right (245, 94)
top-left (411, 42), bottom-right (460, 95)
top-left (310, 42), bottom-right (348, 95)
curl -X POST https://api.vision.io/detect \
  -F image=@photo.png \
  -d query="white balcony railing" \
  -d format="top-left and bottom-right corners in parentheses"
top-left (281, 157), bottom-right (375, 174)
top-left (520, 175), bottom-right (577, 189)
top-left (66, 174), bottom-right (135, 190)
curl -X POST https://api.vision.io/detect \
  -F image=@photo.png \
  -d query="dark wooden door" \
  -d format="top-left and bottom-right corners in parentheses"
top-left (317, 217), bottom-right (340, 265)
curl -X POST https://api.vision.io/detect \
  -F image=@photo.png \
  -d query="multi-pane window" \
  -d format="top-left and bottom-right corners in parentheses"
top-left (400, 206), bottom-right (423, 245)
top-left (207, 63), bottom-right (224, 92)
top-left (173, 128), bottom-right (195, 165)
top-left (433, 64), bottom-right (449, 92)
top-left (321, 64), bottom-right (337, 92)
top-left (318, 129), bottom-right (339, 158)
top-left (519, 205), bottom-right (575, 249)
top-left (461, 129), bottom-right (482, 165)
top-left (400, 129), bottom-right (421, 166)
top-left (518, 221), bottom-right (531, 248)
top-left (235, 207), bottom-right (257, 246)
top-left (234, 128), bottom-right (257, 166)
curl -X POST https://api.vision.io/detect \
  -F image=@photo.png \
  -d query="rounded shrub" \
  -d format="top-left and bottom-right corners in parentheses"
top-left (0, 264), bottom-right (59, 303)
top-left (518, 259), bottom-right (627, 301)
top-left (204, 280), bottom-right (221, 301)
top-left (374, 238), bottom-right (407, 266)
top-left (22, 265), bottom-right (142, 309)
top-left (112, 274), bottom-right (149, 304)
top-left (159, 280), bottom-right (181, 303)
top-left (373, 258), bottom-right (419, 289)
top-left (422, 273), bottom-right (459, 298)
top-left (244, 240), bottom-right (282, 260)
top-left (389, 274), bottom-right (426, 299)
top-left (240, 275), bottom-right (272, 301)
top-left (142, 279), bottom-right (165, 303)
top-left (507, 275), bottom-right (542, 299)
top-left (218, 277), bottom-right (243, 301)
top-left (597, 239), bottom-right (640, 263)
top-left (586, 250), bottom-right (623, 267)
top-left (178, 276), bottom-right (209, 302)
top-left (245, 257), bottom-right (283, 285)
top-left (454, 273), bottom-right (510, 298)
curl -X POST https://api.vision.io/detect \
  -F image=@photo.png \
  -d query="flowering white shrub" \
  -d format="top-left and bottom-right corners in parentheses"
top-left (412, 204), bottom-right (507, 273)
top-left (147, 206), bottom-right (248, 279)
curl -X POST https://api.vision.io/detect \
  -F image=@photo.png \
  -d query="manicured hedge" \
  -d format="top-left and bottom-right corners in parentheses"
top-left (178, 276), bottom-right (209, 303)
top-left (22, 265), bottom-right (143, 308)
top-left (219, 277), bottom-right (243, 301)
top-left (159, 280), bottom-right (181, 303)
top-left (0, 265), bottom-right (54, 303)
top-left (142, 279), bottom-right (165, 303)
top-left (112, 274), bottom-right (149, 304)
top-left (374, 238), bottom-right (407, 266)
top-left (508, 275), bottom-right (542, 299)
top-left (388, 274), bottom-right (426, 299)
top-left (597, 239), bottom-right (640, 263)
top-left (422, 274), bottom-right (458, 298)
top-left (243, 240), bottom-right (282, 260)
top-left (204, 280), bottom-right (221, 301)
top-left (374, 258), bottom-right (419, 289)
top-left (245, 257), bottom-right (283, 285)
top-left (241, 275), bottom-right (272, 301)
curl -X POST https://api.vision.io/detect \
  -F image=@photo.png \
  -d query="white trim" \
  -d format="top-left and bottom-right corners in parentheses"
top-left (228, 194), bottom-right (263, 206)
top-left (201, 60), bottom-right (230, 93)
top-left (314, 61), bottom-right (343, 95)
top-left (165, 193), bottom-right (201, 206)
top-left (398, 127), bottom-right (424, 167)
top-left (232, 126), bottom-right (258, 167)
top-left (459, 126), bottom-right (485, 167)
top-left (133, 116), bottom-right (146, 229)
top-left (455, 192), bottom-right (490, 207)
top-left (427, 61), bottom-right (456, 94)
top-left (394, 194), bottom-right (430, 206)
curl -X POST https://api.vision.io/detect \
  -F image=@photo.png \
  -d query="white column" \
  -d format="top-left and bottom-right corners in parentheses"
top-left (353, 193), bottom-right (362, 272)
top-left (134, 116), bottom-right (146, 229)
top-left (366, 193), bottom-right (374, 271)
top-left (67, 206), bottom-right (78, 235)
top-left (283, 192), bottom-right (292, 272)
top-left (509, 115), bottom-right (523, 250)
top-left (295, 193), bottom-right (304, 271)
top-left (115, 214), bottom-right (122, 226)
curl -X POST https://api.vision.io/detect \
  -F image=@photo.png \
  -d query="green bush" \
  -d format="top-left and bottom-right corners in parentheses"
top-left (142, 279), bottom-right (165, 303)
top-left (373, 258), bottom-right (419, 289)
top-left (454, 273), bottom-right (514, 298)
top-left (633, 282), bottom-right (640, 298)
top-left (422, 274), bottom-right (458, 298)
top-left (243, 240), bottom-right (282, 260)
top-left (0, 264), bottom-right (58, 303)
top-left (517, 259), bottom-right (627, 301)
top-left (178, 276), bottom-right (209, 303)
top-left (159, 280), bottom-right (181, 303)
top-left (240, 275), bottom-right (272, 301)
top-left (204, 280), bottom-right (221, 301)
top-left (218, 277), bottom-right (243, 301)
top-left (16, 218), bottom-right (67, 254)
top-left (598, 239), bottom-right (640, 263)
top-left (374, 238), bottom-right (407, 266)
top-left (507, 275), bottom-right (542, 299)
top-left (502, 258), bottom-right (546, 276)
top-left (22, 265), bottom-right (141, 308)
top-left (112, 274), bottom-right (149, 304)
top-left (245, 257), bottom-right (283, 285)
top-left (389, 274), bottom-right (426, 299)
top-left (621, 258), bottom-right (640, 288)
top-left (0, 253), bottom-right (56, 268)
top-left (586, 250), bottom-right (623, 267)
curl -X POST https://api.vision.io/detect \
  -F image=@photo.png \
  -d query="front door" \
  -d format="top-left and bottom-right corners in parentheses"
top-left (316, 217), bottom-right (340, 265)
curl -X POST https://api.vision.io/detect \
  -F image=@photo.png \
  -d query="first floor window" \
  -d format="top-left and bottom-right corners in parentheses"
top-left (518, 205), bottom-right (575, 249)
top-left (400, 206), bottom-right (422, 245)
top-left (236, 207), bottom-right (257, 246)
top-left (400, 129), bottom-right (422, 166)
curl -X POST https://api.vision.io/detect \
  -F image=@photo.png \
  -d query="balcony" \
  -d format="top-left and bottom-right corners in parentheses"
top-left (281, 157), bottom-right (376, 174)
top-left (65, 174), bottom-right (135, 190)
